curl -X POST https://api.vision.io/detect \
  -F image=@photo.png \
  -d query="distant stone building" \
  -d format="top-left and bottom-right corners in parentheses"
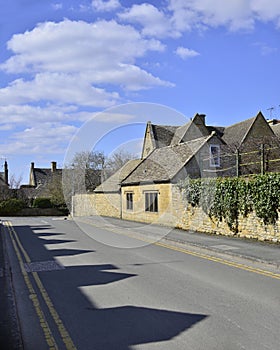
top-left (27, 161), bottom-right (62, 197)
top-left (19, 161), bottom-right (62, 201)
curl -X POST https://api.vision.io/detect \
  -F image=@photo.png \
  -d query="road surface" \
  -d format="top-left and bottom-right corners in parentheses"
top-left (2, 216), bottom-right (280, 350)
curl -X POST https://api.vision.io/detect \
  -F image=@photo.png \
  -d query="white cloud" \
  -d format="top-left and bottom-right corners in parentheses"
top-left (0, 17), bottom-right (176, 161)
top-left (1, 123), bottom-right (77, 156)
top-left (92, 0), bottom-right (121, 12)
top-left (167, 0), bottom-right (280, 32)
top-left (0, 124), bottom-right (13, 131)
top-left (251, 0), bottom-right (280, 23)
top-left (85, 63), bottom-right (173, 91)
top-left (3, 19), bottom-right (162, 74)
top-left (0, 19), bottom-right (171, 107)
top-left (13, 123), bottom-right (76, 143)
top-left (118, 3), bottom-right (180, 38)
top-left (168, 0), bottom-right (254, 32)
top-left (0, 73), bottom-right (120, 107)
top-left (0, 104), bottom-right (79, 126)
top-left (51, 3), bottom-right (63, 10)
top-left (175, 46), bottom-right (200, 59)
top-left (93, 112), bottom-right (135, 123)
top-left (253, 42), bottom-right (278, 56)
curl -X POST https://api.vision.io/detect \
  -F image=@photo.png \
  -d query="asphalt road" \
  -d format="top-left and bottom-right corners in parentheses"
top-left (1, 216), bottom-right (280, 350)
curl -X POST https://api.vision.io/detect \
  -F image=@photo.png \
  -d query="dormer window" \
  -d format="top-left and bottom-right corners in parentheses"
top-left (209, 145), bottom-right (220, 167)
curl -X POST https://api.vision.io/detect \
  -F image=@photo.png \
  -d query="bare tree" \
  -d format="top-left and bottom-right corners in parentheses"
top-left (9, 173), bottom-right (23, 189)
top-left (0, 173), bottom-right (23, 201)
top-left (63, 151), bottom-right (106, 197)
top-left (103, 149), bottom-right (137, 179)
top-left (47, 172), bottom-right (66, 209)
top-left (71, 151), bottom-right (105, 170)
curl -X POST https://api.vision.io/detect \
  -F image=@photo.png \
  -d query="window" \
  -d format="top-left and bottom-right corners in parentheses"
top-left (145, 192), bottom-right (158, 212)
top-left (126, 192), bottom-right (133, 210)
top-left (209, 145), bottom-right (221, 167)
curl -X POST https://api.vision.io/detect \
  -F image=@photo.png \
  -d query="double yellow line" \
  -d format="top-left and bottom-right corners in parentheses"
top-left (78, 217), bottom-right (280, 280)
top-left (155, 241), bottom-right (280, 280)
top-left (4, 221), bottom-right (76, 350)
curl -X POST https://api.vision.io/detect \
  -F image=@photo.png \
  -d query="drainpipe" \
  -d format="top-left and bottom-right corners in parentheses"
top-left (236, 149), bottom-right (240, 177)
top-left (260, 144), bottom-right (265, 175)
top-left (120, 187), bottom-right (122, 219)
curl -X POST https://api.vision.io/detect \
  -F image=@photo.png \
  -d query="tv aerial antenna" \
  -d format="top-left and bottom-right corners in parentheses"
top-left (267, 106), bottom-right (275, 119)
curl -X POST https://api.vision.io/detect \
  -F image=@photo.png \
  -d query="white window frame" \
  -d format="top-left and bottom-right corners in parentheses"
top-left (209, 144), bottom-right (221, 167)
top-left (126, 192), bottom-right (134, 211)
top-left (144, 192), bottom-right (159, 213)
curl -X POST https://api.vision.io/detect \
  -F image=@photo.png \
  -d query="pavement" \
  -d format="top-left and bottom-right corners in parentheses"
top-left (0, 216), bottom-right (279, 349)
top-left (166, 225), bottom-right (280, 268)
top-left (0, 220), bottom-right (23, 350)
top-left (76, 215), bottom-right (280, 269)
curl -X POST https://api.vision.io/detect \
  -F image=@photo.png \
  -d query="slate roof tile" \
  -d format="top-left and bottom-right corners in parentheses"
top-left (221, 116), bottom-right (256, 149)
top-left (271, 123), bottom-right (280, 140)
top-left (94, 159), bottom-right (142, 193)
top-left (122, 135), bottom-right (211, 185)
top-left (33, 168), bottom-right (62, 187)
top-left (0, 175), bottom-right (7, 186)
top-left (151, 124), bottom-right (179, 148)
top-left (170, 121), bottom-right (192, 145)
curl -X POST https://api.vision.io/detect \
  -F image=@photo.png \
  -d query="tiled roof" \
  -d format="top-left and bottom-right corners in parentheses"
top-left (122, 135), bottom-right (212, 185)
top-left (271, 123), bottom-right (280, 139)
top-left (0, 174), bottom-right (7, 186)
top-left (94, 159), bottom-right (142, 193)
top-left (170, 121), bottom-right (192, 145)
top-left (222, 116), bottom-right (257, 149)
top-left (151, 124), bottom-right (179, 148)
top-left (33, 168), bottom-right (62, 187)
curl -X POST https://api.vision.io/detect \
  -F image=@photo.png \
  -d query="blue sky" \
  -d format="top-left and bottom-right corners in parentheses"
top-left (1, 0), bottom-right (280, 183)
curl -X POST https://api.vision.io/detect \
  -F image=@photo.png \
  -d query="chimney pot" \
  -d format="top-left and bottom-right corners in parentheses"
top-left (51, 161), bottom-right (57, 172)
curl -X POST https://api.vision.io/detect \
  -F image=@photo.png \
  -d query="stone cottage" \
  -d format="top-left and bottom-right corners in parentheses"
top-left (73, 111), bottom-right (280, 226)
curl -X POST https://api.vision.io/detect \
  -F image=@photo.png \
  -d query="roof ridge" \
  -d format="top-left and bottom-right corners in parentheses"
top-left (159, 134), bottom-right (211, 151)
top-left (151, 123), bottom-right (179, 127)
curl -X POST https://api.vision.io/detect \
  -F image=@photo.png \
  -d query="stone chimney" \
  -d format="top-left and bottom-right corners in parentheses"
top-left (29, 162), bottom-right (35, 186)
top-left (51, 161), bottom-right (57, 172)
top-left (4, 161), bottom-right (8, 185)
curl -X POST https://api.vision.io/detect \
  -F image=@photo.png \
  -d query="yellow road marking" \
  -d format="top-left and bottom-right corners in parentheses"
top-left (4, 221), bottom-right (58, 350)
top-left (4, 221), bottom-right (76, 350)
top-left (155, 241), bottom-right (280, 280)
top-left (77, 218), bottom-right (280, 281)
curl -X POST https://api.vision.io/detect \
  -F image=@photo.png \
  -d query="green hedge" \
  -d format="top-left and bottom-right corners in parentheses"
top-left (32, 197), bottom-right (53, 209)
top-left (0, 199), bottom-right (26, 215)
top-left (178, 174), bottom-right (280, 232)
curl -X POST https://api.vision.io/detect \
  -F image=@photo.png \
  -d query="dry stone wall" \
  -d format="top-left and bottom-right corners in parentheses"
top-left (73, 193), bottom-right (121, 218)
top-left (172, 185), bottom-right (280, 242)
top-left (73, 186), bottom-right (280, 242)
